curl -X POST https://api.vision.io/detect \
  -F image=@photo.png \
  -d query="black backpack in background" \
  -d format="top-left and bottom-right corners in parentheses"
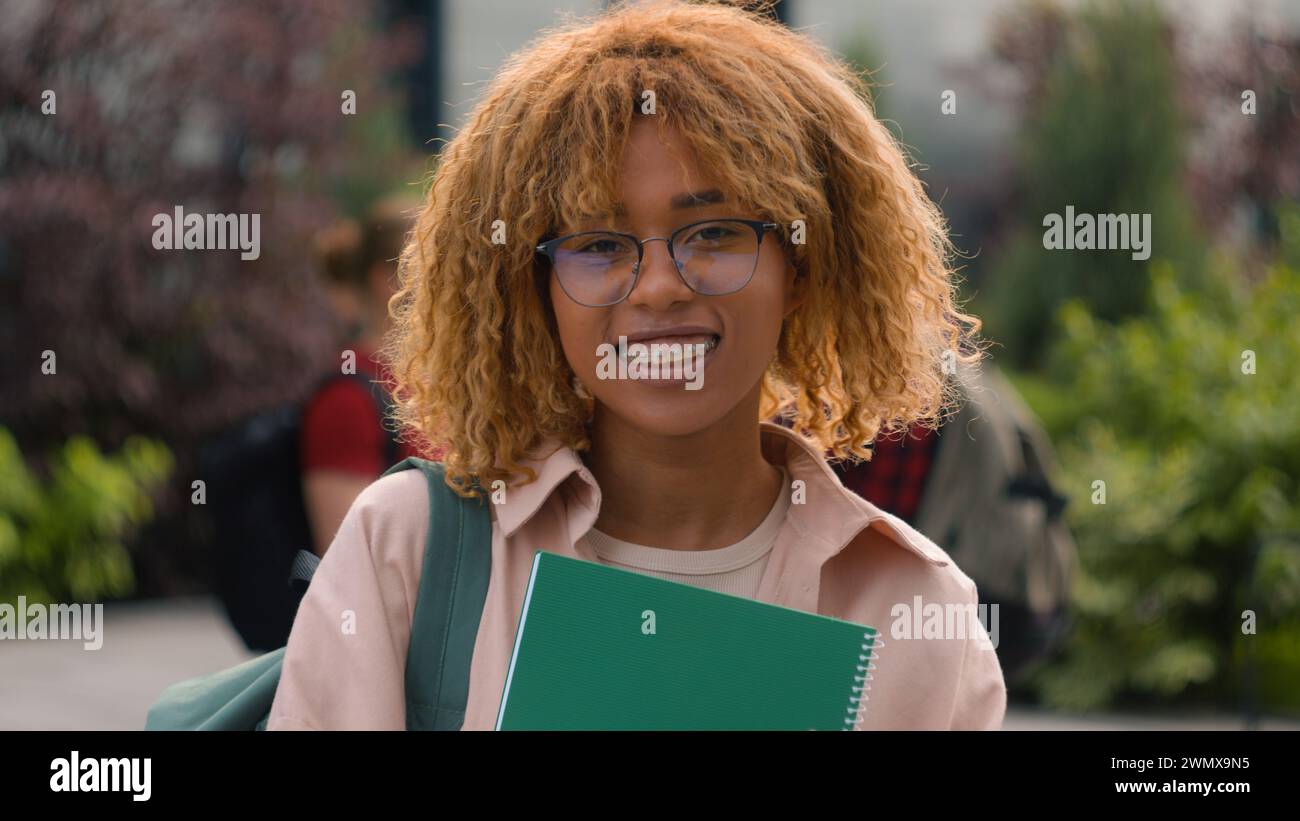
top-left (198, 372), bottom-right (396, 652)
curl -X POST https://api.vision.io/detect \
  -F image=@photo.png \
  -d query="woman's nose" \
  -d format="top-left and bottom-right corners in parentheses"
top-left (628, 238), bottom-right (694, 309)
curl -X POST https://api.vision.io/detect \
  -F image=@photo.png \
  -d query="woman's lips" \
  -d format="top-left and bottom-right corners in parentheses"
top-left (620, 333), bottom-right (716, 350)
top-left (620, 325), bottom-right (718, 344)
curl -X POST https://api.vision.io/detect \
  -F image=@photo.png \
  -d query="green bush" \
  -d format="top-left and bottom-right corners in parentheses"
top-left (0, 430), bottom-right (173, 603)
top-left (1016, 252), bottom-right (1300, 712)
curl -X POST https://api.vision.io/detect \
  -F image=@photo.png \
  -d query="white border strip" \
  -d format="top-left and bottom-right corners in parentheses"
top-left (494, 550), bottom-right (544, 730)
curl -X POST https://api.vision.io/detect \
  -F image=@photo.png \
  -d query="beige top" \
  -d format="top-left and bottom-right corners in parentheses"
top-left (268, 422), bottom-right (1006, 730)
top-left (581, 468), bottom-right (788, 599)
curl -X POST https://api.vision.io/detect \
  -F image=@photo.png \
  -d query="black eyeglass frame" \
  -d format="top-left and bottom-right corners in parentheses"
top-left (535, 218), bottom-right (781, 307)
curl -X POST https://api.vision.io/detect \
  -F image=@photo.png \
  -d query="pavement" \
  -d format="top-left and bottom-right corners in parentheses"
top-left (0, 597), bottom-right (254, 731)
top-left (1, 597), bottom-right (1296, 731)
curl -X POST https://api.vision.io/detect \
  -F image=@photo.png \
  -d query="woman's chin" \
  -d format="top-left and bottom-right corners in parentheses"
top-left (594, 398), bottom-right (725, 440)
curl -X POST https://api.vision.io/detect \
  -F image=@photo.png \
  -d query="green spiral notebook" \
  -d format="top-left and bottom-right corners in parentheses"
top-left (495, 551), bottom-right (879, 730)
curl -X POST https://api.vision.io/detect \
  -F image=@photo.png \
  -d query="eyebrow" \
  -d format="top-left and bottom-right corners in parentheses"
top-left (609, 188), bottom-right (727, 216)
top-left (669, 188), bottom-right (727, 209)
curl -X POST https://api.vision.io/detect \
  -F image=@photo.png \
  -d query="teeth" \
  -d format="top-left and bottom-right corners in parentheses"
top-left (648, 345), bottom-right (693, 366)
top-left (615, 334), bottom-right (720, 371)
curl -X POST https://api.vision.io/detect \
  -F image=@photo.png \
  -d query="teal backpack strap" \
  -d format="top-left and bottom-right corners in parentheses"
top-left (382, 457), bottom-right (493, 730)
top-left (147, 457), bottom-right (490, 731)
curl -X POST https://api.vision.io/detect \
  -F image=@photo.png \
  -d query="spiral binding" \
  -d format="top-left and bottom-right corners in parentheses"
top-left (843, 633), bottom-right (883, 730)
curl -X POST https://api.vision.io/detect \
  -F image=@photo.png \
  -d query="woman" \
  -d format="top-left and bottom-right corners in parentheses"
top-left (270, 0), bottom-right (1004, 730)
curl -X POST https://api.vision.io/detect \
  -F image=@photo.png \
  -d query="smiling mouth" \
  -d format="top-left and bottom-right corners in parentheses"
top-left (616, 333), bottom-right (721, 368)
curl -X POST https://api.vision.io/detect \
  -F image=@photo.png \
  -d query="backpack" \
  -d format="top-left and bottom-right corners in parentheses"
top-left (145, 458), bottom-right (492, 730)
top-left (198, 371), bottom-right (397, 651)
top-left (911, 365), bottom-right (1076, 681)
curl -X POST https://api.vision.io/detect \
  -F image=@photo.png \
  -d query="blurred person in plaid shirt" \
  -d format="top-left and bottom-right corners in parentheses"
top-left (837, 425), bottom-right (939, 527)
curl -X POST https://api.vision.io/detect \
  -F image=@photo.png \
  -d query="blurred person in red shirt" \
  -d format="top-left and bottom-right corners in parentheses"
top-left (301, 197), bottom-right (425, 556)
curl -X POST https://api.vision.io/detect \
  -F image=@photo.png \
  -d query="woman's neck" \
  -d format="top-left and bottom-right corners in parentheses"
top-left (584, 385), bottom-right (784, 551)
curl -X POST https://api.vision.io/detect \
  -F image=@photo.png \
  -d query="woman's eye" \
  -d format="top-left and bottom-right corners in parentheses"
top-left (576, 238), bottom-right (626, 254)
top-left (686, 226), bottom-right (738, 243)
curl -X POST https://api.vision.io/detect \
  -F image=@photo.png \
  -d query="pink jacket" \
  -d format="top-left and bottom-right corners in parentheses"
top-left (268, 422), bottom-right (1006, 730)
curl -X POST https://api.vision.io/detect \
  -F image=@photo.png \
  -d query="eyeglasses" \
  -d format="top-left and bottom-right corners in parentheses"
top-left (536, 218), bottom-right (780, 307)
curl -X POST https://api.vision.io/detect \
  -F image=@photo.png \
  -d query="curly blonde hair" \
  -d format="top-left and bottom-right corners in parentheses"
top-left (385, 0), bottom-right (981, 496)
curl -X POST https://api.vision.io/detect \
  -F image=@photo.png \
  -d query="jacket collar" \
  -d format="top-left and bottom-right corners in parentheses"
top-left (760, 422), bottom-right (949, 567)
top-left (491, 421), bottom-right (948, 568)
